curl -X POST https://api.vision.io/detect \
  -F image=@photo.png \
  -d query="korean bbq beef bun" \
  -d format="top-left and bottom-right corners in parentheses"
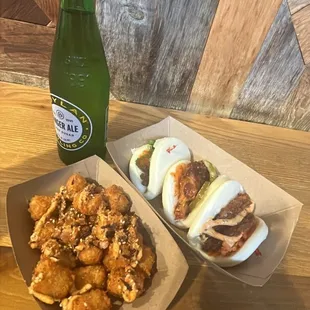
top-left (188, 179), bottom-right (268, 267)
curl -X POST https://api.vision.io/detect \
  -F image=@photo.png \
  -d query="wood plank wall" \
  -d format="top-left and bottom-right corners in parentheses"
top-left (0, 0), bottom-right (49, 25)
top-left (96, 0), bottom-right (218, 110)
top-left (1, 0), bottom-right (310, 131)
top-left (231, 1), bottom-right (304, 128)
top-left (187, 0), bottom-right (283, 117)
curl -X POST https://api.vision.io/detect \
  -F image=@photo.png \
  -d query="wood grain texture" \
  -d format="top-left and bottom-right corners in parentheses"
top-left (96, 0), bottom-right (218, 110)
top-left (1, 248), bottom-right (310, 310)
top-left (0, 18), bottom-right (55, 87)
top-left (275, 66), bottom-right (310, 130)
top-left (288, 0), bottom-right (310, 14)
top-left (0, 0), bottom-right (49, 25)
top-left (0, 70), bottom-right (49, 89)
top-left (187, 0), bottom-right (283, 117)
top-left (1, 81), bottom-right (310, 281)
top-left (1, 82), bottom-right (310, 309)
top-left (231, 1), bottom-right (305, 129)
top-left (0, 248), bottom-right (39, 310)
top-left (33, 0), bottom-right (59, 27)
top-left (292, 4), bottom-right (310, 64)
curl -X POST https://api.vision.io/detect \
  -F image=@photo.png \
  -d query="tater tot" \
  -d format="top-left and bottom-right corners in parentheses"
top-left (138, 246), bottom-right (156, 277)
top-left (41, 239), bottom-right (77, 269)
top-left (106, 268), bottom-right (123, 298)
top-left (77, 245), bottom-right (104, 265)
top-left (104, 185), bottom-right (132, 214)
top-left (30, 257), bottom-right (74, 301)
top-left (66, 174), bottom-right (88, 199)
top-left (107, 267), bottom-right (145, 302)
top-left (73, 184), bottom-right (106, 215)
top-left (29, 220), bottom-right (56, 249)
top-left (74, 265), bottom-right (106, 290)
top-left (103, 244), bottom-right (130, 272)
top-left (28, 195), bottom-right (52, 221)
top-left (62, 289), bottom-right (111, 310)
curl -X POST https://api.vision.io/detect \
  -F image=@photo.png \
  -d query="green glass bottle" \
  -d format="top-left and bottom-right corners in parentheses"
top-left (49, 0), bottom-right (110, 165)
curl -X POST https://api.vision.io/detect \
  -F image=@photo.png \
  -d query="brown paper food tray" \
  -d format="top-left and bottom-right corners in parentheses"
top-left (106, 116), bottom-right (303, 287)
top-left (6, 155), bottom-right (189, 310)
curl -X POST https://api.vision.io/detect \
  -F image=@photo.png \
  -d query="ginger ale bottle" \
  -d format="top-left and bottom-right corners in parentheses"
top-left (49, 0), bottom-right (110, 165)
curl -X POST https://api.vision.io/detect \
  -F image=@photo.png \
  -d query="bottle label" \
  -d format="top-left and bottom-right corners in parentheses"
top-left (51, 94), bottom-right (93, 151)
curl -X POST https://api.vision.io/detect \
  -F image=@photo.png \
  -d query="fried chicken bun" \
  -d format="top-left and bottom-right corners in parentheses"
top-left (162, 159), bottom-right (220, 228)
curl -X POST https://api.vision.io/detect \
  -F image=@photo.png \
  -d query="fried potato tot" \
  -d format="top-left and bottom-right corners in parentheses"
top-left (28, 195), bottom-right (52, 221)
top-left (41, 239), bottom-right (77, 268)
top-left (138, 246), bottom-right (156, 277)
top-left (30, 257), bottom-right (74, 301)
top-left (97, 210), bottom-right (125, 227)
top-left (58, 225), bottom-right (80, 248)
top-left (103, 220), bottom-right (143, 270)
top-left (30, 220), bottom-right (56, 249)
top-left (73, 184), bottom-right (106, 215)
top-left (61, 289), bottom-right (111, 310)
top-left (66, 174), bottom-right (88, 199)
top-left (28, 176), bottom-right (157, 307)
top-left (74, 265), bottom-right (106, 290)
top-left (107, 267), bottom-right (145, 303)
top-left (77, 244), bottom-right (104, 265)
top-left (104, 185), bottom-right (132, 214)
top-left (103, 244), bottom-right (130, 271)
top-left (93, 211), bottom-right (132, 249)
top-left (56, 207), bottom-right (90, 248)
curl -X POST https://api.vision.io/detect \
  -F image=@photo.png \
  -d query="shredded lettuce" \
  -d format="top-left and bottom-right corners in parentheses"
top-left (148, 139), bottom-right (156, 147)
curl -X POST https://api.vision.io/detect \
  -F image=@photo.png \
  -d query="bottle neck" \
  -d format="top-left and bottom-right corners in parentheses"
top-left (61, 0), bottom-right (95, 12)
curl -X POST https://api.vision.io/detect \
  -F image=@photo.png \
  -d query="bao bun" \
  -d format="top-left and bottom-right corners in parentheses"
top-left (162, 161), bottom-right (223, 229)
top-left (188, 179), bottom-right (268, 267)
top-left (129, 137), bottom-right (191, 200)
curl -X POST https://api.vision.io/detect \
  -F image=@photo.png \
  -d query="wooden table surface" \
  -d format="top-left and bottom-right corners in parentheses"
top-left (1, 81), bottom-right (310, 310)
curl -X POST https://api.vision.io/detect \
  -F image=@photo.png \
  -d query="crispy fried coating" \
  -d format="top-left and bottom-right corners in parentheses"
top-left (66, 174), bottom-right (88, 199)
top-left (96, 210), bottom-right (130, 232)
top-left (103, 224), bottom-right (143, 271)
top-left (77, 244), bottom-right (104, 265)
top-left (138, 246), bottom-right (156, 277)
top-left (106, 268), bottom-right (123, 298)
top-left (62, 289), bottom-right (111, 310)
top-left (58, 225), bottom-right (80, 248)
top-left (56, 206), bottom-right (90, 248)
top-left (107, 267), bottom-right (145, 302)
top-left (30, 257), bottom-right (74, 301)
top-left (28, 195), bottom-right (53, 221)
top-left (104, 185), bottom-right (132, 214)
top-left (59, 206), bottom-right (88, 226)
top-left (103, 243), bottom-right (130, 271)
top-left (28, 175), bottom-right (157, 307)
top-left (41, 239), bottom-right (77, 268)
top-left (126, 225), bottom-right (144, 262)
top-left (74, 265), bottom-right (106, 290)
top-left (92, 210), bottom-right (131, 247)
top-left (30, 220), bottom-right (56, 249)
top-left (73, 184), bottom-right (106, 215)
top-left (29, 194), bottom-right (65, 249)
